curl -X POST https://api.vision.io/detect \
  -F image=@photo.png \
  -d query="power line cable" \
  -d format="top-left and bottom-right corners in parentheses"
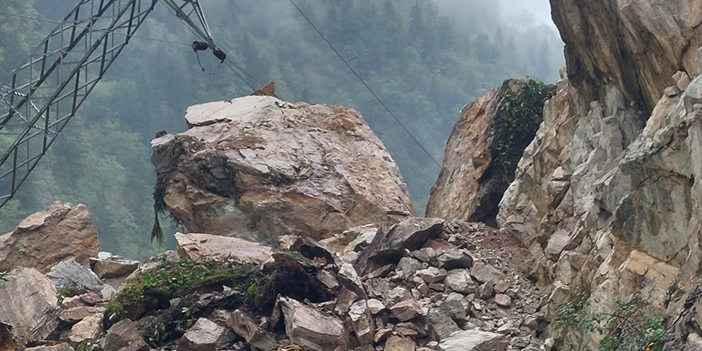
top-left (2, 7), bottom-right (440, 167)
top-left (0, 10), bottom-right (263, 93)
top-left (222, 59), bottom-right (256, 91)
top-left (286, 0), bottom-right (442, 169)
top-left (0, 9), bottom-right (270, 97)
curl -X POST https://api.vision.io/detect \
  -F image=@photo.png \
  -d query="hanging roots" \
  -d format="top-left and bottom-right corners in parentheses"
top-left (151, 206), bottom-right (164, 245)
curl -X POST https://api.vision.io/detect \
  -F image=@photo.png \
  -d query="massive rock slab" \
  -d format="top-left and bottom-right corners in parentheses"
top-left (427, 78), bottom-right (554, 224)
top-left (485, 3), bottom-right (702, 347)
top-left (152, 96), bottom-right (414, 245)
top-left (0, 202), bottom-right (100, 273)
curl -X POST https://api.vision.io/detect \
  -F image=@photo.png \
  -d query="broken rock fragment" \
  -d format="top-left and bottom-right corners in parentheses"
top-left (348, 300), bottom-right (375, 346)
top-left (46, 258), bottom-right (113, 297)
top-left (175, 233), bottom-right (273, 264)
top-left (385, 335), bottom-right (416, 351)
top-left (223, 310), bottom-right (277, 351)
top-left (279, 297), bottom-right (351, 351)
top-left (426, 308), bottom-right (460, 340)
top-left (389, 299), bottom-right (423, 321)
top-left (370, 218), bottom-right (444, 260)
top-left (437, 249), bottom-right (474, 270)
top-left (417, 267), bottom-right (448, 284)
top-left (470, 262), bottom-right (504, 285)
top-left (439, 329), bottom-right (508, 351)
top-left (177, 318), bottom-right (235, 351)
top-left (103, 319), bottom-right (148, 351)
top-left (90, 252), bottom-right (139, 279)
top-left (0, 268), bottom-right (59, 343)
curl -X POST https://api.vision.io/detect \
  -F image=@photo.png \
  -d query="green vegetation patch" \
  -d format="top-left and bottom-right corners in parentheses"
top-left (556, 291), bottom-right (673, 351)
top-left (493, 79), bottom-right (556, 183)
top-left (104, 256), bottom-right (257, 327)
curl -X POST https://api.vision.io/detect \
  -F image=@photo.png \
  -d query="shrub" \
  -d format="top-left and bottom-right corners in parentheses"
top-left (556, 292), bottom-right (672, 351)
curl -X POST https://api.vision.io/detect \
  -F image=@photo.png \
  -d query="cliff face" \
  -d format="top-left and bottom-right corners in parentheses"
top-left (431, 1), bottom-right (702, 349)
top-left (552, 0), bottom-right (702, 115)
top-left (426, 78), bottom-right (555, 224)
top-left (152, 96), bottom-right (415, 245)
top-left (499, 1), bottom-right (702, 348)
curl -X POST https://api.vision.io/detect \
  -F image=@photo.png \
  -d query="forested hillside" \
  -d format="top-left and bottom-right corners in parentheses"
top-left (0, 0), bottom-right (563, 258)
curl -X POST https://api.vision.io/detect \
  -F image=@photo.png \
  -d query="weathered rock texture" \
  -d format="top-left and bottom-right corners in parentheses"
top-left (551, 0), bottom-right (702, 115)
top-left (0, 268), bottom-right (58, 343)
top-left (0, 202), bottom-right (100, 273)
top-left (152, 96), bottom-right (414, 245)
top-left (427, 78), bottom-right (554, 224)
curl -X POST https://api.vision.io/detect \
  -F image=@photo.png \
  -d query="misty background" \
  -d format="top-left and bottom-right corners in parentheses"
top-left (0, 0), bottom-right (563, 258)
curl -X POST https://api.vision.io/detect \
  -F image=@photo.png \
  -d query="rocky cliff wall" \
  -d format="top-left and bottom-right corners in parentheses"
top-left (551, 0), bottom-right (702, 115)
top-left (495, 1), bottom-right (702, 348)
top-left (429, 1), bottom-right (702, 349)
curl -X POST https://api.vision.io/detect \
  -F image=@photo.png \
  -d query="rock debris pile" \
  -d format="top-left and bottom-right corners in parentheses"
top-left (0, 204), bottom-right (555, 351)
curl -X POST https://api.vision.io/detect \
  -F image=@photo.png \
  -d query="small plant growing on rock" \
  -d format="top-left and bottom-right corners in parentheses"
top-left (56, 286), bottom-right (72, 306)
top-left (0, 271), bottom-right (8, 286)
top-left (556, 292), bottom-right (672, 351)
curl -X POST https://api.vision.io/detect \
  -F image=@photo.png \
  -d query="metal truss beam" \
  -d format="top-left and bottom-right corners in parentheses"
top-left (0, 0), bottom-right (159, 208)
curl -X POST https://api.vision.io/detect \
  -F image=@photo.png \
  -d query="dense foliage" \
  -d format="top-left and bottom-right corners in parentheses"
top-left (556, 291), bottom-right (673, 351)
top-left (0, 0), bottom-right (563, 257)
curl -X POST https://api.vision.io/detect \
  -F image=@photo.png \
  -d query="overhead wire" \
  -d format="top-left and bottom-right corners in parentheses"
top-left (286, 0), bottom-right (442, 169)
top-left (0, 6), bottom-right (442, 168)
top-left (0, 10), bottom-right (260, 91)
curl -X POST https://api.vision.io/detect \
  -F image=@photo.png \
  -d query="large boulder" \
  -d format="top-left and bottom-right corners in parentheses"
top-left (152, 96), bottom-right (415, 245)
top-left (427, 79), bottom-right (555, 224)
top-left (0, 268), bottom-right (58, 343)
top-left (0, 202), bottom-right (100, 273)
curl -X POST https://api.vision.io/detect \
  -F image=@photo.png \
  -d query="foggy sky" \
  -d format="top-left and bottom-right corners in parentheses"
top-left (433, 0), bottom-right (557, 35)
top-left (501, 0), bottom-right (554, 27)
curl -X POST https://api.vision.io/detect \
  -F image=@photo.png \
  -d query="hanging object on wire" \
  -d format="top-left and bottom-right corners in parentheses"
top-left (192, 41), bottom-right (227, 74)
